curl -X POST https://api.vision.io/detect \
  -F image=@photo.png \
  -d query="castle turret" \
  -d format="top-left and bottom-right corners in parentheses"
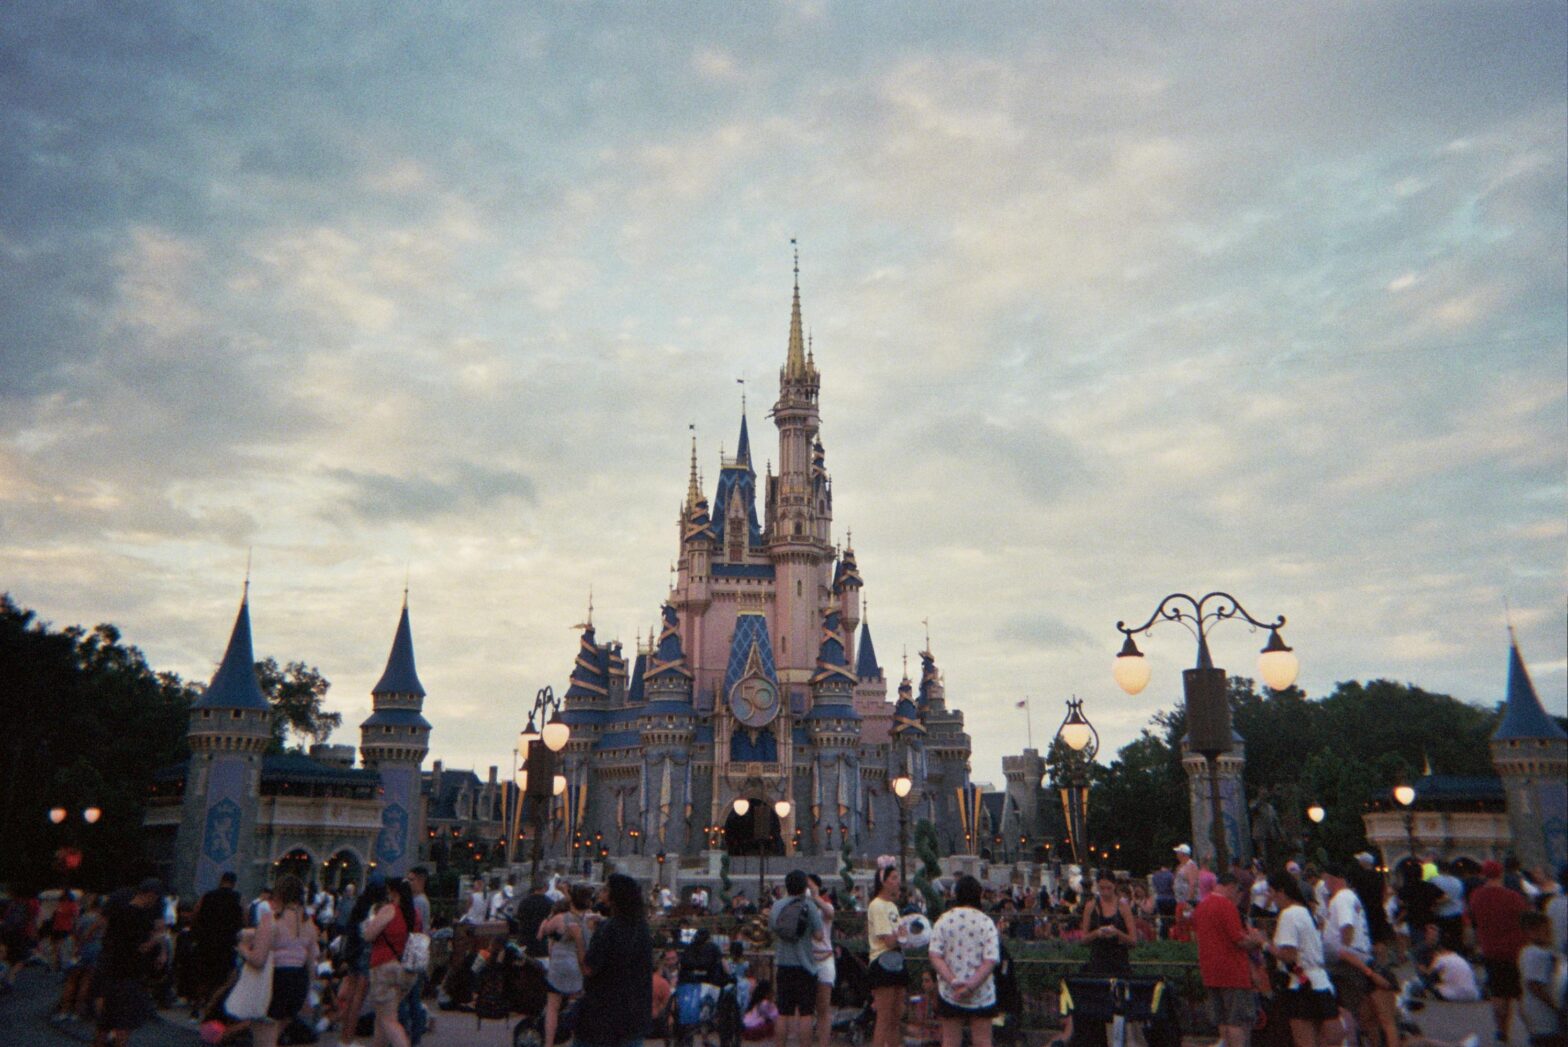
top-left (1490, 635), bottom-right (1567, 871)
top-left (359, 596), bottom-right (430, 876)
top-left (178, 587), bottom-right (273, 899)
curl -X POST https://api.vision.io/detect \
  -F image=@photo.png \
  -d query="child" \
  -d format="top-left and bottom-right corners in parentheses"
top-left (741, 979), bottom-right (779, 1042)
top-left (903, 969), bottom-right (941, 1047)
top-left (1407, 940), bottom-right (1480, 1002)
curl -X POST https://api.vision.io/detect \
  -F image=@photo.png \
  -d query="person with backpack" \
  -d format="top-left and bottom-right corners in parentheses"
top-left (769, 869), bottom-right (825, 1047)
top-left (361, 877), bottom-right (420, 1047)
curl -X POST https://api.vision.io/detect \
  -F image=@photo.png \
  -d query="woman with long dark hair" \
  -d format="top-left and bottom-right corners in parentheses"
top-left (335, 887), bottom-right (373, 1047)
top-left (1081, 870), bottom-right (1137, 975)
top-left (361, 878), bottom-right (420, 1047)
top-left (866, 860), bottom-right (909, 1047)
top-left (577, 873), bottom-right (652, 1047)
top-left (927, 874), bottom-right (1000, 1047)
top-left (1264, 869), bottom-right (1342, 1047)
top-left (539, 884), bottom-right (593, 1047)
top-left (237, 873), bottom-right (320, 1047)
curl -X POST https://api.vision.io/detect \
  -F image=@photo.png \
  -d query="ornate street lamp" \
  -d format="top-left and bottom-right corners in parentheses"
top-left (1051, 698), bottom-right (1098, 865)
top-left (1393, 782), bottom-right (1417, 860)
top-left (520, 686), bottom-right (571, 882)
top-left (1114, 592), bottom-right (1297, 871)
top-left (891, 775), bottom-right (913, 884)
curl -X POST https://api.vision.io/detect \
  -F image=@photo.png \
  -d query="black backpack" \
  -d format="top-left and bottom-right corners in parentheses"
top-left (773, 897), bottom-right (810, 943)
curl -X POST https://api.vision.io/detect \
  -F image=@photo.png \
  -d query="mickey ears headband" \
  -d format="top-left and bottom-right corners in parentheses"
top-left (876, 855), bottom-right (897, 872)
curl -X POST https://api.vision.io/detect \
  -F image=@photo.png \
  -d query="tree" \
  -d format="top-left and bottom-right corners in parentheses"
top-left (255, 657), bottom-right (340, 752)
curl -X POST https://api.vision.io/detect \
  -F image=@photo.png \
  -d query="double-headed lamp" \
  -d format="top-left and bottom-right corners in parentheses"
top-left (542, 713), bottom-right (571, 753)
top-left (83, 807), bottom-right (102, 824)
top-left (891, 776), bottom-right (913, 799)
top-left (1113, 635), bottom-right (1151, 695)
top-left (774, 800), bottom-right (792, 819)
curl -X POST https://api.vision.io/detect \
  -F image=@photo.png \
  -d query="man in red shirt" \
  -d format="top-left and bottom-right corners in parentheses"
top-left (1468, 859), bottom-right (1528, 1044)
top-left (1193, 872), bottom-right (1263, 1047)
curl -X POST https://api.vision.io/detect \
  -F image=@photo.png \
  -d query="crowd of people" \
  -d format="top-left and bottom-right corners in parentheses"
top-left (2, 848), bottom-right (1562, 1047)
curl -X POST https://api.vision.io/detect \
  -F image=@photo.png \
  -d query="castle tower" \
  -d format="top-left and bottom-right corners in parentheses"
top-left (1490, 635), bottom-right (1568, 871)
top-left (178, 588), bottom-right (273, 899)
top-left (1002, 749), bottom-right (1047, 852)
top-left (359, 596), bottom-right (430, 876)
top-left (1181, 729), bottom-right (1251, 868)
top-left (769, 254), bottom-right (831, 696)
top-left (853, 607), bottom-right (891, 745)
top-left (807, 609), bottom-right (861, 853)
top-left (642, 604), bottom-right (696, 853)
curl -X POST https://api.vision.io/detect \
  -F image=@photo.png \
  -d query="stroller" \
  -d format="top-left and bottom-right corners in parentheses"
top-left (830, 947), bottom-right (876, 1046)
top-left (513, 998), bottom-right (580, 1047)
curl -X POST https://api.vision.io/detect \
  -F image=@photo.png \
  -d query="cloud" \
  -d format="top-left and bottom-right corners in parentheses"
top-left (327, 463), bottom-right (538, 523)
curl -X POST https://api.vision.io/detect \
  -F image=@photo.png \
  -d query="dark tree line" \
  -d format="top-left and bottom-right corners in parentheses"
top-left (0, 594), bottom-right (336, 891)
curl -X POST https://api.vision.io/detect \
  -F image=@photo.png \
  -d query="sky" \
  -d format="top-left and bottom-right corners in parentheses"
top-left (2, 2), bottom-right (1565, 788)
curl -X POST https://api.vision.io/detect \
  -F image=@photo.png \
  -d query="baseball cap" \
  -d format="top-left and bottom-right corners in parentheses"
top-left (1354, 852), bottom-right (1376, 867)
top-left (1481, 860), bottom-right (1504, 879)
top-left (1173, 844), bottom-right (1192, 856)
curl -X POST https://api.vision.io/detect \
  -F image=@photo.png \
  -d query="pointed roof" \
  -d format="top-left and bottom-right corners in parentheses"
top-left (917, 649), bottom-right (939, 710)
top-left (723, 612), bottom-right (779, 697)
top-left (193, 593), bottom-right (272, 711)
top-left (1493, 636), bottom-right (1566, 741)
top-left (735, 412), bottom-right (752, 470)
top-left (564, 624), bottom-right (610, 700)
top-left (856, 620), bottom-right (882, 681)
top-left (784, 245), bottom-right (809, 380)
top-left (832, 545), bottom-right (863, 593)
top-left (812, 610), bottom-right (858, 690)
top-left (372, 600), bottom-right (426, 697)
top-left (685, 435), bottom-right (702, 511)
top-left (647, 603), bottom-right (694, 683)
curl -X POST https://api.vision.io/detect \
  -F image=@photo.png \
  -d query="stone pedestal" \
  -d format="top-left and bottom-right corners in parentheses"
top-left (1180, 733), bottom-right (1250, 868)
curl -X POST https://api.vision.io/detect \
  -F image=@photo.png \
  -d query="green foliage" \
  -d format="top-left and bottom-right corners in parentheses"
top-left (255, 657), bottom-right (339, 752)
top-left (911, 819), bottom-right (944, 915)
top-left (839, 840), bottom-right (854, 897)
top-left (719, 852), bottom-right (733, 902)
top-left (0, 595), bottom-right (196, 892)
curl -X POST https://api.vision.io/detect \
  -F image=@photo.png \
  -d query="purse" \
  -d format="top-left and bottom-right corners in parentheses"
top-left (225, 952), bottom-right (274, 1020)
top-left (873, 948), bottom-right (905, 974)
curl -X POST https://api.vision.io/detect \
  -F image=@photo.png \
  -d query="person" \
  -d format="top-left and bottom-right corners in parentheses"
top-left (770, 869), bottom-right (825, 1047)
top-left (1081, 869), bottom-right (1137, 976)
top-left (1151, 863), bottom-right (1177, 933)
top-left (248, 886), bottom-right (273, 929)
top-left (651, 960), bottom-right (674, 1039)
top-left (927, 874), bottom-right (1000, 1047)
top-left (867, 861), bottom-right (909, 1047)
top-left (806, 874), bottom-right (836, 1047)
top-left (741, 979), bottom-right (779, 1042)
top-left (1174, 845), bottom-right (1200, 911)
top-left (1546, 865), bottom-right (1568, 955)
top-left (47, 888), bottom-right (80, 971)
top-left (512, 878), bottom-right (555, 958)
top-left (486, 877), bottom-right (511, 922)
top-left (904, 969), bottom-right (943, 1047)
top-left (1321, 864), bottom-right (1397, 1047)
top-left (1408, 939), bottom-right (1481, 1002)
top-left (1517, 911), bottom-right (1564, 1047)
top-left (362, 878), bottom-right (420, 1047)
top-left (1468, 860), bottom-right (1530, 1045)
top-left (1, 890), bottom-right (40, 990)
top-left (460, 880), bottom-right (487, 925)
top-left (314, 883), bottom-right (336, 929)
top-left (93, 878), bottom-right (165, 1047)
top-left (1428, 861), bottom-right (1467, 952)
top-left (335, 887), bottom-right (373, 1047)
top-left (239, 873), bottom-right (320, 1047)
top-left (54, 893), bottom-right (106, 1024)
top-left (1350, 853), bottom-right (1396, 962)
top-left (539, 884), bottom-right (592, 1047)
top-left (578, 873), bottom-right (653, 1047)
top-left (400, 867), bottom-right (433, 1046)
top-left (191, 872), bottom-right (245, 1018)
top-left (1193, 872), bottom-right (1262, 1047)
top-left (1261, 869), bottom-right (1341, 1047)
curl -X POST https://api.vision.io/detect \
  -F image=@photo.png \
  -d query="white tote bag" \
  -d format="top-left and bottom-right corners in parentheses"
top-left (226, 952), bottom-right (274, 1021)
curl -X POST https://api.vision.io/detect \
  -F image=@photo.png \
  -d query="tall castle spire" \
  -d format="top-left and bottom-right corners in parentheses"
top-left (785, 239), bottom-right (809, 380)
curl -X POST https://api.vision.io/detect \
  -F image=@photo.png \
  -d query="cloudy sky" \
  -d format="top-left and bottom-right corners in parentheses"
top-left (3, 2), bottom-right (1564, 785)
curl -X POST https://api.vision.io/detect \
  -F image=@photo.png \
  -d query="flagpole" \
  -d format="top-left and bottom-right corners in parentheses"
top-left (1026, 696), bottom-right (1033, 751)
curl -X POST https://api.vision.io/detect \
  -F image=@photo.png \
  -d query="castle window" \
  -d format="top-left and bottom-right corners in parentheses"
top-left (231, 710), bottom-right (242, 719)
top-left (796, 581), bottom-right (802, 596)
top-left (201, 710), bottom-right (211, 720)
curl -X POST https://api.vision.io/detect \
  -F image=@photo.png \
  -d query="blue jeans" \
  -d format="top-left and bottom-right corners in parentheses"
top-left (398, 972), bottom-right (428, 1044)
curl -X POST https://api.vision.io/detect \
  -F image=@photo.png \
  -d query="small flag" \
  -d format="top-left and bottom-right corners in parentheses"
top-left (1015, 699), bottom-right (1029, 709)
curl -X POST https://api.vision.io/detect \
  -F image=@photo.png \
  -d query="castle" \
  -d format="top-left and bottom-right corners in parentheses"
top-left (543, 262), bottom-right (974, 866)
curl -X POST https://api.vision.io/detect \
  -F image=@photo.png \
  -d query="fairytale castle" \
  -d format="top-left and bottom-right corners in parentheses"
top-left (544, 263), bottom-right (974, 864)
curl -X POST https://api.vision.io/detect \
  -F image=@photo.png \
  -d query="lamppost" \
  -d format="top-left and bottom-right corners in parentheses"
top-left (519, 686), bottom-right (571, 883)
top-left (1047, 698), bottom-right (1097, 866)
top-left (891, 775), bottom-right (913, 884)
top-left (1114, 592), bottom-right (1299, 871)
top-left (47, 805), bottom-right (101, 880)
top-left (1393, 782), bottom-right (1417, 861)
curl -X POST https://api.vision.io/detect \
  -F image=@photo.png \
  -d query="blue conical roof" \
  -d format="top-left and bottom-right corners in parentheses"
top-left (736, 413), bottom-right (752, 469)
top-left (372, 602), bottom-right (426, 697)
top-left (192, 596), bottom-right (271, 711)
top-left (1493, 639), bottom-right (1566, 741)
top-left (856, 621), bottom-right (882, 680)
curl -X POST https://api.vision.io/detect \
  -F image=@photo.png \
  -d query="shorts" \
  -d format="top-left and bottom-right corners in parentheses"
top-left (815, 954), bottom-right (836, 987)
top-left (1482, 958), bottom-right (1521, 1000)
top-left (368, 963), bottom-right (416, 1007)
top-left (866, 952), bottom-right (909, 990)
top-left (1280, 987), bottom-right (1338, 1023)
top-left (1208, 987), bottom-right (1259, 1029)
top-left (1329, 960), bottom-right (1369, 1012)
top-left (937, 994), bottom-right (998, 1019)
top-left (776, 965), bottom-right (817, 1016)
top-left (95, 976), bottom-right (153, 1032)
top-left (268, 966), bottom-right (310, 1021)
